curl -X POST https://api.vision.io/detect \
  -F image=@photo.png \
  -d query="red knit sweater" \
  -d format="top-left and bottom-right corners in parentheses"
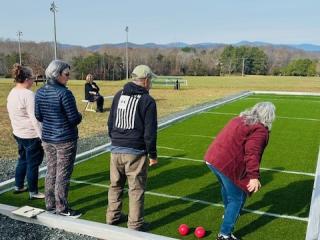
top-left (204, 116), bottom-right (269, 193)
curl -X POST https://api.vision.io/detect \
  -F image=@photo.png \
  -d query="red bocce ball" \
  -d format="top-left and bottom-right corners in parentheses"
top-left (178, 224), bottom-right (190, 236)
top-left (194, 226), bottom-right (206, 238)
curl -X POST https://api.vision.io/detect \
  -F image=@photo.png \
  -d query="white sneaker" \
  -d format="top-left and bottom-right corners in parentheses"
top-left (29, 192), bottom-right (45, 199)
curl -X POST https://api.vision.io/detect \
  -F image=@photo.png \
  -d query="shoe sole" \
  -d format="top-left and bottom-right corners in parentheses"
top-left (59, 213), bottom-right (82, 218)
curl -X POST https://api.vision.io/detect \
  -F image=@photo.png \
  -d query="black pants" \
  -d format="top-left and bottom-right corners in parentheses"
top-left (92, 95), bottom-right (104, 112)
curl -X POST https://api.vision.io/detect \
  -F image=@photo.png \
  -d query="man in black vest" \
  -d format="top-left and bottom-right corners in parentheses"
top-left (107, 65), bottom-right (158, 231)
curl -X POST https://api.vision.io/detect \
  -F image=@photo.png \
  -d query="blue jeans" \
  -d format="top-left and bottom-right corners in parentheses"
top-left (207, 164), bottom-right (247, 236)
top-left (14, 135), bottom-right (44, 193)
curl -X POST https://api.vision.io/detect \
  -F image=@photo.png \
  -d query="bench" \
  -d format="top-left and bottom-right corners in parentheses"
top-left (82, 96), bottom-right (113, 112)
top-left (34, 76), bottom-right (46, 86)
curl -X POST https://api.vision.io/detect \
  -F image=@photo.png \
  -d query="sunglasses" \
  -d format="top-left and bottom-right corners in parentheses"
top-left (64, 72), bottom-right (70, 77)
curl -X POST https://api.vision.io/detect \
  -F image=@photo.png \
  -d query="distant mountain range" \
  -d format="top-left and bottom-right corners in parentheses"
top-left (59, 41), bottom-right (320, 52)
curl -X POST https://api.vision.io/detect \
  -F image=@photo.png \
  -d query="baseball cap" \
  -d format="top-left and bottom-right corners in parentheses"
top-left (132, 65), bottom-right (157, 79)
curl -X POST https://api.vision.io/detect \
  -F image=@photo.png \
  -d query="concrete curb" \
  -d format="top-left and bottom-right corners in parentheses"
top-left (0, 204), bottom-right (176, 240)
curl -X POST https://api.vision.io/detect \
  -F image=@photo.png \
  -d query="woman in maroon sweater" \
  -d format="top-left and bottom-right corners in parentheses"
top-left (204, 102), bottom-right (276, 240)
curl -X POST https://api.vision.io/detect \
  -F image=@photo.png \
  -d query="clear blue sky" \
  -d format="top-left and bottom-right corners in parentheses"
top-left (1, 0), bottom-right (319, 46)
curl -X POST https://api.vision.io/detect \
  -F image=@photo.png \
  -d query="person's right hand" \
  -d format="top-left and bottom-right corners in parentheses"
top-left (247, 179), bottom-right (261, 193)
top-left (149, 158), bottom-right (158, 167)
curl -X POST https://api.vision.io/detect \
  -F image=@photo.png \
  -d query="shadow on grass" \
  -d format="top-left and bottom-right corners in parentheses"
top-left (235, 178), bottom-right (313, 237)
top-left (145, 181), bottom-right (220, 238)
top-left (70, 188), bottom-right (108, 214)
top-left (148, 154), bottom-right (209, 190)
top-left (72, 171), bottom-right (109, 184)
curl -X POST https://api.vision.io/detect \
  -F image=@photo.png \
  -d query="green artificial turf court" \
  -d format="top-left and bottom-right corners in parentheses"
top-left (1, 93), bottom-right (320, 240)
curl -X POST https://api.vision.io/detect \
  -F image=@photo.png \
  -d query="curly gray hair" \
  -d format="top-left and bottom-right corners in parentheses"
top-left (240, 102), bottom-right (276, 130)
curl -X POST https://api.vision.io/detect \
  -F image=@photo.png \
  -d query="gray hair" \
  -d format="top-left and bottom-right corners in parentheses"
top-left (45, 60), bottom-right (70, 79)
top-left (240, 102), bottom-right (276, 130)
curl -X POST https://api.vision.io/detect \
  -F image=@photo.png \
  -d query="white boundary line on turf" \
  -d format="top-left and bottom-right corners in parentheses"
top-left (70, 179), bottom-right (308, 222)
top-left (157, 146), bottom-right (184, 151)
top-left (173, 133), bottom-right (215, 139)
top-left (158, 155), bottom-right (315, 177)
top-left (0, 148), bottom-right (110, 195)
top-left (202, 112), bottom-right (320, 122)
top-left (246, 97), bottom-right (320, 103)
top-left (253, 91), bottom-right (320, 96)
top-left (306, 146), bottom-right (320, 240)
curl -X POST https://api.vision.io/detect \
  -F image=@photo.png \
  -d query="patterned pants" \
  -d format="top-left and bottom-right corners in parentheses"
top-left (107, 153), bottom-right (148, 230)
top-left (42, 140), bottom-right (77, 213)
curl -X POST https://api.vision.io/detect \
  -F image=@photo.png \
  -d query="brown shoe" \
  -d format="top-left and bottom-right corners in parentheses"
top-left (107, 213), bottom-right (128, 225)
top-left (135, 222), bottom-right (150, 232)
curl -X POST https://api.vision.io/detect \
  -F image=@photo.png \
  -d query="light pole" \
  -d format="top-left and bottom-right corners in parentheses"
top-left (50, 1), bottom-right (58, 60)
top-left (17, 31), bottom-right (22, 65)
top-left (125, 26), bottom-right (129, 80)
top-left (242, 58), bottom-right (246, 77)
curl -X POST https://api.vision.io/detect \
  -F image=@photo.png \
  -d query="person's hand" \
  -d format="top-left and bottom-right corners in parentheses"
top-left (149, 158), bottom-right (158, 167)
top-left (247, 179), bottom-right (261, 193)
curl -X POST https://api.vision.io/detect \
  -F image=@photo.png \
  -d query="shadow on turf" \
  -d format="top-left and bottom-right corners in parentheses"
top-left (235, 178), bottom-right (313, 238)
top-left (145, 159), bottom-right (223, 238)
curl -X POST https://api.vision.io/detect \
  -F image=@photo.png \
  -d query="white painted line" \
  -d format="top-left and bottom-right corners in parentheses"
top-left (157, 146), bottom-right (184, 151)
top-left (158, 155), bottom-right (315, 177)
top-left (276, 116), bottom-right (320, 122)
top-left (0, 148), bottom-right (110, 195)
top-left (157, 92), bottom-right (252, 129)
top-left (253, 91), bottom-right (320, 96)
top-left (246, 97), bottom-right (320, 103)
top-left (174, 133), bottom-right (215, 139)
top-left (260, 168), bottom-right (315, 177)
top-left (202, 112), bottom-right (320, 122)
top-left (70, 179), bottom-right (308, 222)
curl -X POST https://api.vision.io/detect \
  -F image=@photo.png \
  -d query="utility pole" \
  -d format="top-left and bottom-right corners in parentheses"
top-left (228, 59), bottom-right (232, 76)
top-left (17, 31), bottom-right (22, 65)
top-left (50, 2), bottom-right (58, 60)
top-left (242, 58), bottom-right (246, 77)
top-left (125, 26), bottom-right (129, 80)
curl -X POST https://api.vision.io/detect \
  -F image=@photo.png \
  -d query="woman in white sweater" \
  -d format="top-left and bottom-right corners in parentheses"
top-left (7, 64), bottom-right (44, 199)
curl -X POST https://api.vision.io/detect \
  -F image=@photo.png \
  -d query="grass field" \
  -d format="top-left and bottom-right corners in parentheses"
top-left (1, 93), bottom-right (319, 239)
top-left (1, 75), bottom-right (320, 160)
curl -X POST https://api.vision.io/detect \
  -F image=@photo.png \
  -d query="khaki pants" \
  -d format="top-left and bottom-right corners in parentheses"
top-left (107, 153), bottom-right (148, 230)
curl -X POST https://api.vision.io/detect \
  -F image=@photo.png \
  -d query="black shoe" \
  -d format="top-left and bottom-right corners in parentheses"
top-left (46, 208), bottom-right (56, 214)
top-left (135, 222), bottom-right (150, 232)
top-left (58, 208), bottom-right (82, 218)
top-left (216, 234), bottom-right (240, 240)
top-left (108, 213), bottom-right (128, 225)
top-left (230, 234), bottom-right (240, 240)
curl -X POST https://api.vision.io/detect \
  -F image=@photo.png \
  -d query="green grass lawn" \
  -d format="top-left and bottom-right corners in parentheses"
top-left (1, 75), bottom-right (320, 160)
top-left (1, 93), bottom-right (319, 239)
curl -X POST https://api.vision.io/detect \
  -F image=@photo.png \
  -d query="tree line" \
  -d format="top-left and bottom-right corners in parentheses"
top-left (0, 39), bottom-right (320, 79)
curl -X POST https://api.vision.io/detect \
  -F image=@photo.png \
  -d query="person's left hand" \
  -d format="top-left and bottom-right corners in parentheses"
top-left (149, 158), bottom-right (158, 167)
top-left (247, 179), bottom-right (261, 193)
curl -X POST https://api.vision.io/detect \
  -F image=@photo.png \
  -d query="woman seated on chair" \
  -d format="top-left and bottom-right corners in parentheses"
top-left (85, 74), bottom-right (104, 112)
